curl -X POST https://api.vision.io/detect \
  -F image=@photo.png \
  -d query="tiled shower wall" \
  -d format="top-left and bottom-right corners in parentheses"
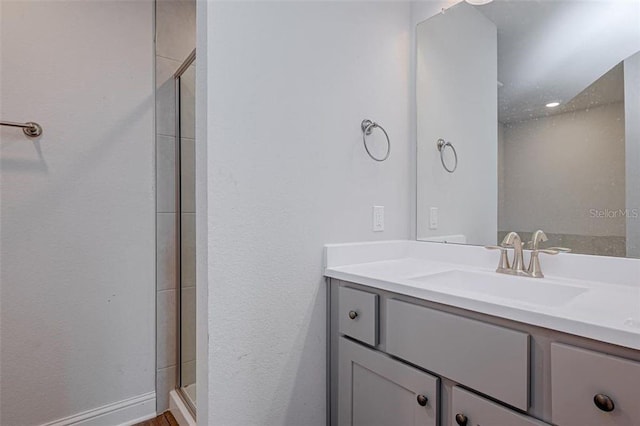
top-left (179, 61), bottom-right (197, 400)
top-left (155, 0), bottom-right (195, 413)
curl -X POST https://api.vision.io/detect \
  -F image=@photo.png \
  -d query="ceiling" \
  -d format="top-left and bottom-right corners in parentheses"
top-left (474, 0), bottom-right (640, 123)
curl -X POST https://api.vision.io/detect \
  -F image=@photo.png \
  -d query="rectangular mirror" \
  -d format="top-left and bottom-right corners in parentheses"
top-left (416, 0), bottom-right (640, 258)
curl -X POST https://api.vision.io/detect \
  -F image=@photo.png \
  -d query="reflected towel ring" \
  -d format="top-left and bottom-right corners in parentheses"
top-left (361, 119), bottom-right (390, 162)
top-left (437, 138), bottom-right (458, 173)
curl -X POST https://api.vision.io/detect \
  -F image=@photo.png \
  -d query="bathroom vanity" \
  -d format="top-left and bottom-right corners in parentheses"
top-left (329, 2), bottom-right (640, 424)
top-left (325, 241), bottom-right (640, 426)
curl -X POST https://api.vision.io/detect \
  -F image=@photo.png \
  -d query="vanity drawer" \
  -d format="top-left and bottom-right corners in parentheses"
top-left (386, 299), bottom-right (530, 410)
top-left (338, 286), bottom-right (378, 346)
top-left (551, 343), bottom-right (640, 426)
top-left (451, 387), bottom-right (548, 426)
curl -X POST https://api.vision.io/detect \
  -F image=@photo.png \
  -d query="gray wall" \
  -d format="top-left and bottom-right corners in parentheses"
top-left (197, 1), bottom-right (456, 424)
top-left (416, 2), bottom-right (498, 245)
top-left (0, 1), bottom-right (155, 424)
top-left (500, 102), bottom-right (626, 255)
top-left (409, 1), bottom-right (461, 241)
top-left (625, 52), bottom-right (640, 257)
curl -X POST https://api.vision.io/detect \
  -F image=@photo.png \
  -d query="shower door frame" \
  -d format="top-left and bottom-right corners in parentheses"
top-left (173, 48), bottom-right (196, 418)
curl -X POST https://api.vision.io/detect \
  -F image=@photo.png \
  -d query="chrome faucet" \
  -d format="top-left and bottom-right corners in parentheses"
top-left (486, 230), bottom-right (571, 278)
top-left (501, 231), bottom-right (526, 275)
top-left (485, 232), bottom-right (525, 275)
top-left (526, 230), bottom-right (572, 278)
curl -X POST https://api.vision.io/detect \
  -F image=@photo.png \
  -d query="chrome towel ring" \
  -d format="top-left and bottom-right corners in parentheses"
top-left (437, 138), bottom-right (457, 173)
top-left (361, 119), bottom-right (390, 162)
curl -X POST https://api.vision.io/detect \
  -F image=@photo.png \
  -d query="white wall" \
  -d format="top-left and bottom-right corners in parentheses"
top-left (498, 122), bottom-right (506, 230)
top-left (501, 102), bottom-right (626, 237)
top-left (195, 3), bottom-right (209, 422)
top-left (625, 51), bottom-right (640, 257)
top-left (197, 1), bottom-right (457, 424)
top-left (0, 2), bottom-right (155, 425)
top-left (416, 1), bottom-right (498, 244)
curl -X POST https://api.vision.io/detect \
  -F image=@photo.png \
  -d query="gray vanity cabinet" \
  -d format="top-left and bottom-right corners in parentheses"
top-left (329, 279), bottom-right (640, 426)
top-left (338, 336), bottom-right (440, 426)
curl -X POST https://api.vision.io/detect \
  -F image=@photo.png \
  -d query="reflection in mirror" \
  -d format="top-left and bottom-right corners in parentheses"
top-left (416, 0), bottom-right (640, 258)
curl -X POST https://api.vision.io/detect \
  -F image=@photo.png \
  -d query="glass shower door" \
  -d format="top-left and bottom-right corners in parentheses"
top-left (175, 50), bottom-right (196, 412)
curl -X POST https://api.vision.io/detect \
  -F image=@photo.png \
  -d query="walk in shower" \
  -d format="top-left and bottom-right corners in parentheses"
top-left (174, 49), bottom-right (197, 414)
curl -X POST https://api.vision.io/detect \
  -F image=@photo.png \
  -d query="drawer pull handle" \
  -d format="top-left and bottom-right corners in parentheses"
top-left (594, 394), bottom-right (615, 412)
top-left (348, 310), bottom-right (358, 320)
top-left (416, 394), bottom-right (428, 406)
top-left (455, 413), bottom-right (468, 426)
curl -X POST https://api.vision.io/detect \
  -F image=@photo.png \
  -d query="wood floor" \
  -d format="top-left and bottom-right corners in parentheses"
top-left (134, 411), bottom-right (179, 426)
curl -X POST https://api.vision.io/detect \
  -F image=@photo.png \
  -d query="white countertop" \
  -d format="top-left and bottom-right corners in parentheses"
top-left (324, 240), bottom-right (640, 350)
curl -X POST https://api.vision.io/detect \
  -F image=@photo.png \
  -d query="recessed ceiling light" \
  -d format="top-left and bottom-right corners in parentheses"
top-left (546, 102), bottom-right (561, 108)
top-left (465, 0), bottom-right (493, 4)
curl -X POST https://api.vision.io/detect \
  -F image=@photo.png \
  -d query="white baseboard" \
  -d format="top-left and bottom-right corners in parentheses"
top-left (169, 390), bottom-right (196, 426)
top-left (41, 392), bottom-right (156, 426)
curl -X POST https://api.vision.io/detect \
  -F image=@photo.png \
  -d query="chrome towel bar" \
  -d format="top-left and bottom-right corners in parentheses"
top-left (1, 120), bottom-right (43, 137)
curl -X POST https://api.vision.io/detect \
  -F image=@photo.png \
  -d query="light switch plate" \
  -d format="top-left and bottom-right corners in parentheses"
top-left (373, 206), bottom-right (384, 232)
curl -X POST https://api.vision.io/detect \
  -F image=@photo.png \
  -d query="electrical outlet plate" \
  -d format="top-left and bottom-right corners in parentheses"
top-left (429, 207), bottom-right (438, 230)
top-left (373, 206), bottom-right (384, 232)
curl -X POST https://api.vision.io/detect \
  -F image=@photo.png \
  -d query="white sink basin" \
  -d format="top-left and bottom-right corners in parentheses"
top-left (408, 269), bottom-right (588, 307)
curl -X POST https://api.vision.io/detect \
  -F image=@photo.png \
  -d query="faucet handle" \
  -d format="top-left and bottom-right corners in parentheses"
top-left (485, 245), bottom-right (511, 272)
top-left (537, 249), bottom-right (560, 255)
top-left (528, 248), bottom-right (560, 278)
top-left (547, 247), bottom-right (571, 253)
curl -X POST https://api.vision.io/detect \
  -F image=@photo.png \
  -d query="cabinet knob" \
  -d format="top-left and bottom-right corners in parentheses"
top-left (455, 413), bottom-right (468, 426)
top-left (416, 394), bottom-right (428, 406)
top-left (348, 310), bottom-right (358, 320)
top-left (593, 394), bottom-right (615, 412)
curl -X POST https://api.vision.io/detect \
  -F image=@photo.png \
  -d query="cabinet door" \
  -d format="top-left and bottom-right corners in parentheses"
top-left (338, 337), bottom-right (439, 426)
top-left (451, 387), bottom-right (549, 426)
top-left (551, 343), bottom-right (640, 426)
